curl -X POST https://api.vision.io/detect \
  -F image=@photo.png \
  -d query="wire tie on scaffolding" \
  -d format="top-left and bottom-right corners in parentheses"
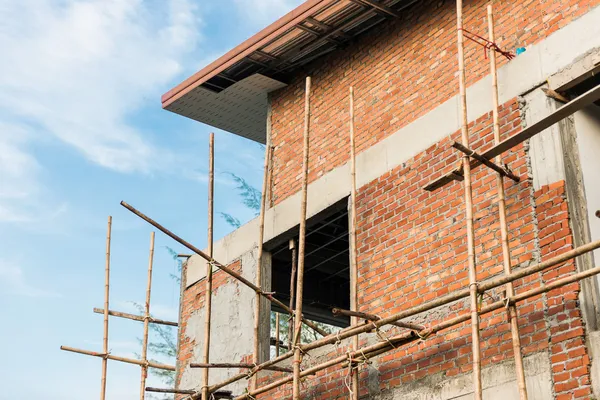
top-left (371, 321), bottom-right (397, 349)
top-left (416, 326), bottom-right (432, 341)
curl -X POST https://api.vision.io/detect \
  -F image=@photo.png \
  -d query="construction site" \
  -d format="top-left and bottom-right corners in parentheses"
top-left (60, 0), bottom-right (600, 398)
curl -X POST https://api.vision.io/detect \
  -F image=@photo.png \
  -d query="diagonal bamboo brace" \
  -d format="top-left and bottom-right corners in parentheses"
top-left (119, 201), bottom-right (328, 337)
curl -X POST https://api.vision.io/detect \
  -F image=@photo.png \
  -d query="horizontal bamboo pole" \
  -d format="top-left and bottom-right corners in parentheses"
top-left (146, 388), bottom-right (196, 395)
top-left (190, 363), bottom-right (292, 373)
top-left (93, 308), bottom-right (178, 327)
top-left (202, 238), bottom-right (600, 395)
top-left (236, 259), bottom-right (600, 399)
top-left (332, 307), bottom-right (424, 331)
top-left (120, 201), bottom-right (327, 338)
top-left (60, 346), bottom-right (175, 371)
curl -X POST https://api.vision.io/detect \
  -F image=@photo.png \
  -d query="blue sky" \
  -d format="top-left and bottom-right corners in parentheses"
top-left (0, 0), bottom-right (302, 398)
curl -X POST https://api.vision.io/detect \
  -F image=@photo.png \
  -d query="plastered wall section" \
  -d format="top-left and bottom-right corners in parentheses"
top-left (177, 250), bottom-right (271, 395)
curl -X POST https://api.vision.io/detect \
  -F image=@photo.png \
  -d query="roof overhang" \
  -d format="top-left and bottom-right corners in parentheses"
top-left (162, 0), bottom-right (419, 142)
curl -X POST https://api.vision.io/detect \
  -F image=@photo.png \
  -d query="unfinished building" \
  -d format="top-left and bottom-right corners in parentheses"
top-left (158, 0), bottom-right (600, 399)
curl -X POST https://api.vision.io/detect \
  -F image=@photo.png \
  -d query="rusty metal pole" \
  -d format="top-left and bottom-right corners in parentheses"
top-left (487, 5), bottom-right (528, 399)
top-left (456, 0), bottom-right (482, 397)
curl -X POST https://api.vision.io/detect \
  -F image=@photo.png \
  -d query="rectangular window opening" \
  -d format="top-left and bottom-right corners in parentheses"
top-left (265, 198), bottom-right (350, 356)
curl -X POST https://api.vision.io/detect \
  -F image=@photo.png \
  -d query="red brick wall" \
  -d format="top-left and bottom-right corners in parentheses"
top-left (250, 99), bottom-right (593, 399)
top-left (269, 0), bottom-right (599, 206)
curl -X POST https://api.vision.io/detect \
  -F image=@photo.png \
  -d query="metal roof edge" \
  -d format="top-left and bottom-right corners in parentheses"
top-left (161, 0), bottom-right (337, 109)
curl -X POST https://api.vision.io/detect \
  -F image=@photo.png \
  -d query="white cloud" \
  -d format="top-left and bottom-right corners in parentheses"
top-left (0, 0), bottom-right (203, 221)
top-left (0, 260), bottom-right (62, 298)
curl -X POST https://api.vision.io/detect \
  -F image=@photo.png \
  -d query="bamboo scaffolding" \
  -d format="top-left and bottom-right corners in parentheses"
top-left (92, 308), bottom-right (177, 326)
top-left (292, 76), bottom-right (312, 400)
top-left (424, 83), bottom-right (600, 191)
top-left (348, 86), bottom-right (359, 400)
top-left (147, 388), bottom-right (196, 395)
top-left (61, 346), bottom-right (175, 370)
top-left (289, 238), bottom-right (297, 350)
top-left (487, 5), bottom-right (528, 399)
top-left (140, 232), bottom-right (156, 400)
top-left (101, 216), bottom-right (111, 400)
top-left (120, 201), bottom-right (328, 337)
top-left (200, 238), bottom-right (600, 397)
top-left (234, 259), bottom-right (600, 399)
top-left (275, 312), bottom-right (281, 356)
top-left (252, 140), bottom-right (273, 391)
top-left (148, 388), bottom-right (234, 399)
top-left (190, 362), bottom-right (292, 373)
top-left (332, 308), bottom-right (424, 331)
top-left (456, 1), bottom-right (482, 397)
top-left (202, 133), bottom-right (215, 400)
top-left (451, 142), bottom-right (520, 182)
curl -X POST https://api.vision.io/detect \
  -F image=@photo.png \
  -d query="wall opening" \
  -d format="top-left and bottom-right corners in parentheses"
top-left (264, 198), bottom-right (349, 353)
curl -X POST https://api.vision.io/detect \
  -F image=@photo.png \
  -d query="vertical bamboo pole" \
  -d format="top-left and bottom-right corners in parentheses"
top-left (100, 216), bottom-right (112, 400)
top-left (275, 312), bottom-right (281, 357)
top-left (456, 1), bottom-right (482, 398)
top-left (349, 86), bottom-right (359, 400)
top-left (140, 231), bottom-right (155, 400)
top-left (252, 136), bottom-right (273, 390)
top-left (201, 133), bottom-right (215, 400)
top-left (288, 239), bottom-right (297, 350)
top-left (293, 76), bottom-right (312, 400)
top-left (487, 5), bottom-right (528, 399)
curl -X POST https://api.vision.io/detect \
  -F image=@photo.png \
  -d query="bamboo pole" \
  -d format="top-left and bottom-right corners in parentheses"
top-left (293, 76), bottom-right (312, 400)
top-left (252, 141), bottom-right (272, 390)
top-left (140, 232), bottom-right (155, 400)
top-left (190, 363), bottom-right (292, 373)
top-left (202, 133), bottom-right (215, 400)
top-left (147, 388), bottom-right (196, 395)
top-left (175, 242), bottom-right (189, 389)
top-left (201, 238), bottom-right (600, 396)
top-left (487, 5), bottom-right (528, 399)
top-left (289, 238), bottom-right (297, 350)
top-left (348, 86), bottom-right (360, 400)
top-left (61, 346), bottom-right (175, 370)
top-left (456, 1), bottom-right (482, 397)
top-left (101, 216), bottom-right (112, 400)
top-left (275, 312), bottom-right (281, 356)
top-left (332, 308), bottom-right (424, 331)
top-left (92, 308), bottom-right (177, 327)
top-left (120, 201), bottom-right (328, 337)
top-left (234, 260), bottom-right (600, 399)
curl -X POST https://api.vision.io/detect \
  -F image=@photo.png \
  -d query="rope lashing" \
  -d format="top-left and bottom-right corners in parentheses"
top-left (458, 28), bottom-right (515, 60)
top-left (370, 321), bottom-right (397, 349)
